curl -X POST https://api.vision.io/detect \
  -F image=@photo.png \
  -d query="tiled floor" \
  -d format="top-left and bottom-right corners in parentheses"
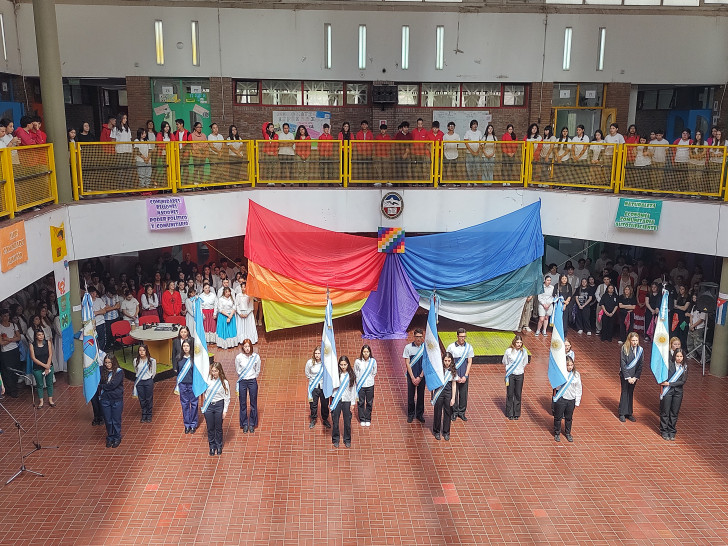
top-left (1, 313), bottom-right (727, 545)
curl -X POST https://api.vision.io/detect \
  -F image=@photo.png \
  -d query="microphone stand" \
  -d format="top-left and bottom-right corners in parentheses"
top-left (0, 400), bottom-right (43, 484)
top-left (16, 370), bottom-right (59, 457)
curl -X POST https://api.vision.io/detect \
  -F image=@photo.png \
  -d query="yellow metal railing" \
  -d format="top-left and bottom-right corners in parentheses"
top-left (64, 139), bottom-right (728, 202)
top-left (0, 144), bottom-right (57, 218)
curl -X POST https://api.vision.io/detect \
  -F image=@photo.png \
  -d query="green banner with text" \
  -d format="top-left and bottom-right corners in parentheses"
top-left (615, 198), bottom-right (662, 231)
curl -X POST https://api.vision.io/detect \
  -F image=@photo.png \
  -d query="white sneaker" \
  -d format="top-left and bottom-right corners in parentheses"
top-left (524, 327), bottom-right (532, 332)
top-left (365, 422), bottom-right (371, 427)
top-left (578, 330), bottom-right (583, 334)
top-left (542, 330), bottom-right (548, 336)
top-left (374, 183), bottom-right (382, 187)
top-left (617, 340), bottom-right (623, 345)
top-left (360, 421), bottom-right (366, 427)
top-left (534, 331), bottom-right (540, 337)
top-left (587, 332), bottom-right (592, 336)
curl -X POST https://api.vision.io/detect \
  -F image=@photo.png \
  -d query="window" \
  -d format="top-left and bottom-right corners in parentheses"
top-left (324, 23), bottom-right (332, 69)
top-left (563, 27), bottom-right (572, 71)
top-left (503, 85), bottom-right (526, 106)
top-left (401, 26), bottom-right (410, 70)
top-left (398, 84), bottom-right (419, 105)
top-left (191, 21), bottom-right (200, 66)
top-left (421, 83), bottom-right (459, 107)
top-left (154, 20), bottom-right (164, 65)
top-left (462, 83), bottom-right (501, 108)
top-left (346, 83), bottom-right (369, 105)
top-left (578, 83), bottom-right (604, 107)
top-left (552, 83), bottom-right (578, 107)
top-left (597, 27), bottom-right (606, 71)
top-left (358, 25), bottom-right (367, 70)
top-left (435, 26), bottom-right (445, 70)
top-left (235, 81), bottom-right (259, 104)
top-left (304, 81), bottom-right (343, 106)
top-left (262, 80), bottom-right (302, 105)
top-left (638, 89), bottom-right (674, 111)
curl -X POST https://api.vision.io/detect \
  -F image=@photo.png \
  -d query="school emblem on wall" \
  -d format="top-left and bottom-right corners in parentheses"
top-left (381, 192), bottom-right (403, 220)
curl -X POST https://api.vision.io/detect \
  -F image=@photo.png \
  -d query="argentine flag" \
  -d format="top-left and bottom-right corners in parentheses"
top-left (192, 297), bottom-right (211, 396)
top-left (650, 288), bottom-right (670, 384)
top-left (547, 297), bottom-right (568, 389)
top-left (321, 298), bottom-right (340, 397)
top-left (422, 295), bottom-right (445, 391)
top-left (81, 289), bottom-right (102, 403)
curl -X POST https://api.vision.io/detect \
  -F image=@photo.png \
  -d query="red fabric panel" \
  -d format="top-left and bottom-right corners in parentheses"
top-left (244, 201), bottom-right (385, 291)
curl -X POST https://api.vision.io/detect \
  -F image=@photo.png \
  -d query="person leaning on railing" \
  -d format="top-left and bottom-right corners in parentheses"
top-left (294, 125), bottom-right (312, 182)
top-left (554, 127), bottom-right (571, 183)
top-left (649, 129), bottom-right (669, 190)
top-left (688, 130), bottom-right (707, 193)
top-left (589, 129), bottom-right (606, 186)
top-left (207, 122), bottom-right (226, 184)
top-left (628, 136), bottom-right (653, 190)
top-left (227, 125), bottom-right (245, 183)
top-left (570, 125), bottom-right (590, 185)
top-left (538, 126), bottom-right (556, 183)
top-left (708, 128), bottom-right (726, 193)
top-left (672, 129), bottom-right (692, 192)
top-left (501, 124), bottom-right (519, 184)
top-left (318, 123), bottom-right (335, 182)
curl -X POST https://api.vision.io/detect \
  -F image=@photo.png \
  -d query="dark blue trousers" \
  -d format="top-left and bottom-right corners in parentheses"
top-left (238, 378), bottom-right (258, 428)
top-left (136, 378), bottom-right (154, 420)
top-left (101, 398), bottom-right (123, 443)
top-left (178, 382), bottom-right (199, 428)
top-left (204, 400), bottom-right (224, 450)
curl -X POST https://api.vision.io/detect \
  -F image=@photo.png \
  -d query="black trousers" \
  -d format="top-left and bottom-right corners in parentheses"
top-left (358, 385), bottom-right (374, 422)
top-left (433, 383), bottom-right (453, 435)
top-left (204, 399), bottom-right (224, 450)
top-left (601, 314), bottom-right (615, 341)
top-left (332, 402), bottom-right (352, 444)
top-left (575, 305), bottom-right (591, 332)
top-left (91, 392), bottom-right (104, 422)
top-left (137, 378), bottom-right (154, 419)
top-left (406, 373), bottom-right (426, 420)
top-left (660, 388), bottom-right (684, 435)
top-left (553, 397), bottom-right (576, 435)
top-left (619, 374), bottom-right (636, 417)
top-left (505, 373), bottom-right (524, 418)
top-left (0, 347), bottom-right (20, 396)
top-left (454, 377), bottom-right (469, 418)
top-left (619, 311), bottom-right (635, 342)
top-left (309, 386), bottom-right (330, 421)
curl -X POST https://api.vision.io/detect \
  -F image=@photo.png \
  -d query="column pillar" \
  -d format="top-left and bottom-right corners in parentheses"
top-left (710, 257), bottom-right (728, 377)
top-left (32, 0), bottom-right (72, 203)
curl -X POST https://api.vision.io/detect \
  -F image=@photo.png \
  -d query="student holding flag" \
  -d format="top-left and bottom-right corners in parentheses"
top-left (355, 345), bottom-right (377, 426)
top-left (133, 344), bottom-right (157, 422)
top-left (305, 347), bottom-right (331, 429)
top-left (447, 329), bottom-right (474, 422)
top-left (659, 348), bottom-right (687, 441)
top-left (202, 362), bottom-right (230, 455)
top-left (99, 354), bottom-right (124, 448)
top-left (402, 328), bottom-right (426, 423)
top-left (432, 352), bottom-right (456, 440)
top-left (552, 355), bottom-right (581, 442)
top-left (330, 355), bottom-right (357, 448)
top-left (619, 332), bottom-right (643, 422)
top-left (235, 338), bottom-right (261, 433)
top-left (174, 339), bottom-right (199, 434)
top-left (503, 335), bottom-right (529, 420)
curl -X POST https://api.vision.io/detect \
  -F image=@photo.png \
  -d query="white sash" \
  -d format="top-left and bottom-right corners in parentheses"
top-left (505, 349), bottom-right (526, 386)
top-left (201, 379), bottom-right (222, 413)
top-left (660, 366), bottom-right (685, 400)
top-left (624, 346), bottom-right (643, 370)
top-left (409, 344), bottom-right (425, 373)
top-left (553, 372), bottom-right (575, 402)
top-left (236, 353), bottom-right (259, 394)
top-left (307, 363), bottom-right (324, 402)
top-left (355, 358), bottom-right (376, 395)
top-left (431, 370), bottom-right (453, 406)
top-left (454, 344), bottom-right (471, 371)
top-left (132, 359), bottom-right (151, 398)
top-left (174, 357), bottom-right (192, 395)
top-left (330, 376), bottom-right (350, 411)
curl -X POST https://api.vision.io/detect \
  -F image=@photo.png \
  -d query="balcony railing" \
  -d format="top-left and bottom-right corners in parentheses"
top-left (0, 143), bottom-right (57, 219)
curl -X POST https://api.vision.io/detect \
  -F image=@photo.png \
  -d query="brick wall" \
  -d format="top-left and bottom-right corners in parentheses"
top-left (528, 82), bottom-right (554, 129)
top-left (605, 82), bottom-right (631, 133)
top-left (634, 109), bottom-right (669, 136)
top-left (126, 76), bottom-right (152, 131)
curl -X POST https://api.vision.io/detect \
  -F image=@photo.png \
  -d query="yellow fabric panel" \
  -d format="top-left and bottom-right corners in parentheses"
top-left (262, 298), bottom-right (367, 332)
top-left (247, 261), bottom-right (369, 305)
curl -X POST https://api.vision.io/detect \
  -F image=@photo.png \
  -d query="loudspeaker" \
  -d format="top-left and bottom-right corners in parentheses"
top-left (372, 85), bottom-right (397, 104)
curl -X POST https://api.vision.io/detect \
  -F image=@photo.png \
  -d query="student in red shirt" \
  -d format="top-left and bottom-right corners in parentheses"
top-left (501, 124), bottom-right (519, 183)
top-left (294, 125), bottom-right (312, 181)
top-left (354, 120), bottom-right (374, 180)
top-left (261, 122), bottom-right (279, 183)
top-left (15, 116), bottom-right (37, 146)
top-left (317, 123), bottom-right (335, 182)
top-left (161, 281), bottom-right (182, 322)
top-left (625, 124), bottom-right (639, 162)
top-left (411, 118), bottom-right (429, 179)
top-left (32, 116), bottom-right (47, 144)
top-left (374, 123), bottom-right (392, 185)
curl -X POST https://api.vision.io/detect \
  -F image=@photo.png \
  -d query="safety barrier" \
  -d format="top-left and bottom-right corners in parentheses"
top-left (66, 139), bottom-right (728, 201)
top-left (0, 144), bottom-right (57, 218)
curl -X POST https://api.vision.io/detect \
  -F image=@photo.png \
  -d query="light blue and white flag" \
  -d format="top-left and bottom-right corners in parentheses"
top-left (547, 296), bottom-right (568, 389)
top-left (192, 297), bottom-right (211, 396)
top-left (81, 289), bottom-right (102, 403)
top-left (321, 298), bottom-right (340, 398)
top-left (650, 288), bottom-right (670, 384)
top-left (422, 294), bottom-right (445, 392)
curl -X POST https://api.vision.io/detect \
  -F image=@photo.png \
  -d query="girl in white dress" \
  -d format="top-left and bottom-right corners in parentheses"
top-left (235, 282), bottom-right (257, 345)
top-left (199, 283), bottom-right (218, 343)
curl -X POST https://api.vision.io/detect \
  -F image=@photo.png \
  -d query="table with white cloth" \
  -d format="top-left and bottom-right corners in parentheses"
top-left (129, 324), bottom-right (178, 366)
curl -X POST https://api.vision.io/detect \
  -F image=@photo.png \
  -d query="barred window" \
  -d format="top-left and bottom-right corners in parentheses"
top-left (304, 81), bottom-right (343, 106)
top-left (235, 81), bottom-right (259, 104)
top-left (346, 83), bottom-right (369, 105)
top-left (421, 83), bottom-right (460, 107)
top-left (504, 85), bottom-right (526, 106)
top-left (397, 84), bottom-right (419, 105)
top-left (462, 83), bottom-right (500, 108)
top-left (262, 80), bottom-right (302, 105)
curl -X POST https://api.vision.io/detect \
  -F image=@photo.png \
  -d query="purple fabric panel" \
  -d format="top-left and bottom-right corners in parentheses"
top-left (361, 253), bottom-right (420, 340)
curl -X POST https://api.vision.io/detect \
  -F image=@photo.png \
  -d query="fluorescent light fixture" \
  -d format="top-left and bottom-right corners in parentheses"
top-left (154, 20), bottom-right (164, 65)
top-left (401, 25), bottom-right (410, 70)
top-left (324, 23), bottom-right (332, 69)
top-left (597, 27), bottom-right (606, 71)
top-left (0, 15), bottom-right (7, 62)
top-left (435, 25), bottom-right (444, 70)
top-left (191, 21), bottom-right (200, 66)
top-left (562, 27), bottom-right (572, 71)
top-left (358, 25), bottom-right (367, 70)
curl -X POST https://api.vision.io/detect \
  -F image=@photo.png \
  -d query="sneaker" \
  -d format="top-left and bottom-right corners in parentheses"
top-left (373, 183), bottom-right (382, 187)
top-left (443, 433), bottom-right (450, 441)
top-left (434, 432), bottom-right (441, 440)
top-left (587, 332), bottom-right (592, 336)
top-left (360, 421), bottom-right (366, 427)
top-left (565, 434), bottom-right (573, 442)
top-left (627, 415), bottom-right (636, 422)
top-left (524, 326), bottom-right (532, 332)
top-left (542, 330), bottom-right (548, 336)
top-left (344, 441), bottom-right (351, 448)
top-left (617, 340), bottom-right (623, 345)
top-left (309, 420), bottom-right (316, 429)
top-left (534, 331), bottom-right (540, 337)
top-left (323, 420), bottom-right (332, 429)
top-left (365, 422), bottom-right (371, 427)
top-left (577, 330), bottom-right (583, 334)
top-left (554, 434), bottom-right (561, 442)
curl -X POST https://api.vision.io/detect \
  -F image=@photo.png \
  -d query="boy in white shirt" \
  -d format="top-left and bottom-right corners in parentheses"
top-left (463, 120), bottom-right (483, 182)
top-left (442, 122), bottom-right (460, 184)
